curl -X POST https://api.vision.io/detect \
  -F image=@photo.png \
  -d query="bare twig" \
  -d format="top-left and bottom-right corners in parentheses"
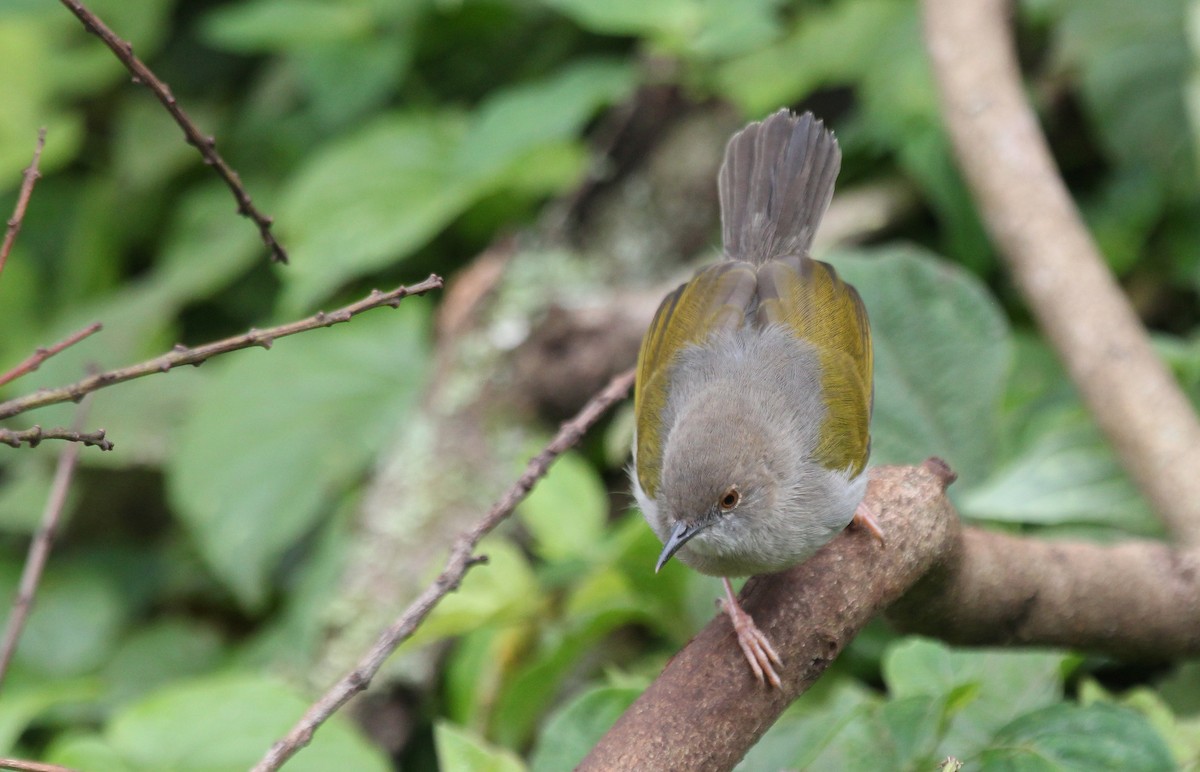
top-left (0, 129), bottom-right (47, 279)
top-left (252, 368), bottom-right (636, 772)
top-left (581, 462), bottom-right (1200, 770)
top-left (0, 275), bottom-right (443, 422)
top-left (921, 0), bottom-right (1200, 545)
top-left (0, 322), bottom-right (103, 387)
top-left (0, 758), bottom-right (80, 772)
top-left (0, 397), bottom-right (95, 692)
top-left (0, 425), bottom-right (112, 451)
top-left (57, 0), bottom-right (288, 264)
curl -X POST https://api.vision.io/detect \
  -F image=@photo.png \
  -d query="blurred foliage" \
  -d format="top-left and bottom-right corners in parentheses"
top-left (1, 0), bottom-right (1199, 769)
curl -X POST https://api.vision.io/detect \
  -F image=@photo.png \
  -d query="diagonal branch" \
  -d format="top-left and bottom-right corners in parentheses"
top-left (58, 0), bottom-right (289, 264)
top-left (580, 462), bottom-right (1200, 770)
top-left (251, 368), bottom-right (636, 772)
top-left (0, 322), bottom-right (102, 388)
top-left (0, 128), bottom-right (47, 279)
top-left (920, 0), bottom-right (1200, 545)
top-left (0, 275), bottom-right (443, 422)
top-left (0, 397), bottom-right (96, 692)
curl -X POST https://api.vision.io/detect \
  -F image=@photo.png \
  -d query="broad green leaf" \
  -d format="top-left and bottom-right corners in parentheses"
top-left (0, 679), bottom-right (99, 754)
top-left (203, 0), bottom-right (375, 51)
top-left (978, 703), bottom-right (1175, 771)
top-left (883, 638), bottom-right (1067, 758)
top-left (542, 0), bottom-right (782, 59)
top-left (716, 0), bottom-right (906, 114)
top-left (102, 620), bottom-right (225, 706)
top-left (108, 673), bottom-right (389, 771)
top-left (529, 685), bottom-right (642, 772)
top-left (829, 247), bottom-right (1012, 488)
top-left (517, 449), bottom-right (607, 562)
top-left (278, 60), bottom-right (633, 311)
top-left (737, 677), bottom-right (877, 771)
top-left (7, 562), bottom-right (129, 677)
top-left (168, 302), bottom-right (431, 609)
top-left (960, 407), bottom-right (1160, 534)
top-left (45, 732), bottom-right (132, 772)
top-left (435, 722), bottom-right (527, 772)
top-left (1058, 0), bottom-right (1197, 193)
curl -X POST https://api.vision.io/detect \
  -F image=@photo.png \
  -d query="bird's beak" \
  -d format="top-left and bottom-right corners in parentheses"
top-left (655, 520), bottom-right (704, 573)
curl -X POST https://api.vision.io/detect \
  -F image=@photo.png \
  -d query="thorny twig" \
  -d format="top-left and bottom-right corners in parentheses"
top-left (0, 129), bottom-right (47, 278)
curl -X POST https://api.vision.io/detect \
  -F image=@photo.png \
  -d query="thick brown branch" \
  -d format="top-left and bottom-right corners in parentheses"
top-left (251, 368), bottom-right (636, 772)
top-left (582, 463), bottom-right (1200, 770)
top-left (0, 322), bottom-right (102, 388)
top-left (921, 0), bottom-right (1200, 544)
top-left (0, 275), bottom-right (442, 421)
top-left (58, 0), bottom-right (288, 263)
top-left (0, 128), bottom-right (46, 278)
top-left (888, 531), bottom-right (1200, 658)
top-left (581, 461), bottom-right (960, 771)
top-left (0, 425), bottom-right (112, 451)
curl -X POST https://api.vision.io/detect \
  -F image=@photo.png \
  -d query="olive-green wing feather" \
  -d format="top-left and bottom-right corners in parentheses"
top-left (756, 256), bottom-right (873, 476)
top-left (635, 261), bottom-right (757, 498)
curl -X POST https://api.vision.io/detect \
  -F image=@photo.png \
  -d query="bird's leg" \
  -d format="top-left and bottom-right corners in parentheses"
top-left (852, 500), bottom-right (885, 544)
top-left (719, 577), bottom-right (782, 688)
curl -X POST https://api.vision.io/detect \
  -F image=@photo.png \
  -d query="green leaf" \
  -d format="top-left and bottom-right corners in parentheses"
top-left (10, 563), bottom-right (128, 677)
top-left (435, 722), bottom-right (527, 772)
top-left (883, 638), bottom-right (1067, 759)
top-left (737, 677), bottom-right (878, 770)
top-left (278, 60), bottom-right (634, 311)
top-left (960, 406), bottom-right (1160, 534)
top-left (829, 247), bottom-right (1012, 488)
top-left (542, 0), bottom-right (782, 59)
top-left (45, 732), bottom-right (133, 772)
top-left (102, 620), bottom-right (225, 706)
top-left (517, 449), bottom-right (608, 562)
top-left (1058, 0), bottom-right (1197, 193)
top-left (202, 0), bottom-right (375, 51)
top-left (108, 673), bottom-right (389, 771)
top-left (167, 302), bottom-right (430, 609)
top-left (978, 703), bottom-right (1175, 771)
top-left (0, 679), bottom-right (100, 755)
top-left (529, 685), bottom-right (642, 772)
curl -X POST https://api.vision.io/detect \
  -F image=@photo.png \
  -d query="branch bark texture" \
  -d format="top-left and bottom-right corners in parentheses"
top-left (921, 0), bottom-right (1200, 545)
top-left (582, 463), bottom-right (1200, 770)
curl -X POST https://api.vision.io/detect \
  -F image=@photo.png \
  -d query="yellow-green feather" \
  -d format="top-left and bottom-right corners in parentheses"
top-left (756, 256), bottom-right (872, 475)
top-left (635, 261), bottom-right (757, 498)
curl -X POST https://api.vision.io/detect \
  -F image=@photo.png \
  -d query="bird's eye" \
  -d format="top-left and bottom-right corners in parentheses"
top-left (718, 487), bottom-right (740, 511)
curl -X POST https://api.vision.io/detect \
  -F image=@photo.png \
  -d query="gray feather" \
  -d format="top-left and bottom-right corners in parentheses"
top-left (717, 109), bottom-right (842, 264)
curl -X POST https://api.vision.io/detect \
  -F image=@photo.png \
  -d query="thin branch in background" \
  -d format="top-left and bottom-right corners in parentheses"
top-left (251, 368), bottom-right (637, 772)
top-left (0, 128), bottom-right (47, 279)
top-left (0, 758), bottom-right (80, 772)
top-left (921, 0), bottom-right (1200, 545)
top-left (0, 425), bottom-right (112, 451)
top-left (57, 0), bottom-right (288, 264)
top-left (0, 396), bottom-right (96, 692)
top-left (0, 275), bottom-right (444, 422)
top-left (0, 322), bottom-right (103, 388)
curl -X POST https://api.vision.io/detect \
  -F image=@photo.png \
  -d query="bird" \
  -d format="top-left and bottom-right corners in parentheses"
top-left (630, 109), bottom-right (881, 688)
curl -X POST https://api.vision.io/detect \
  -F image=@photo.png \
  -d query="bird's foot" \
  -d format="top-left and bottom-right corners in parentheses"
top-left (720, 577), bottom-right (782, 688)
top-left (852, 500), bottom-right (885, 544)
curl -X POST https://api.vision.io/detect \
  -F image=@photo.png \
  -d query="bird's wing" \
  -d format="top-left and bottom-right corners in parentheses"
top-left (756, 255), bottom-right (873, 476)
top-left (635, 261), bottom-right (757, 498)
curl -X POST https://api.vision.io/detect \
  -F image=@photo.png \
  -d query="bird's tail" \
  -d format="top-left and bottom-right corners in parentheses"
top-left (717, 110), bottom-right (842, 264)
